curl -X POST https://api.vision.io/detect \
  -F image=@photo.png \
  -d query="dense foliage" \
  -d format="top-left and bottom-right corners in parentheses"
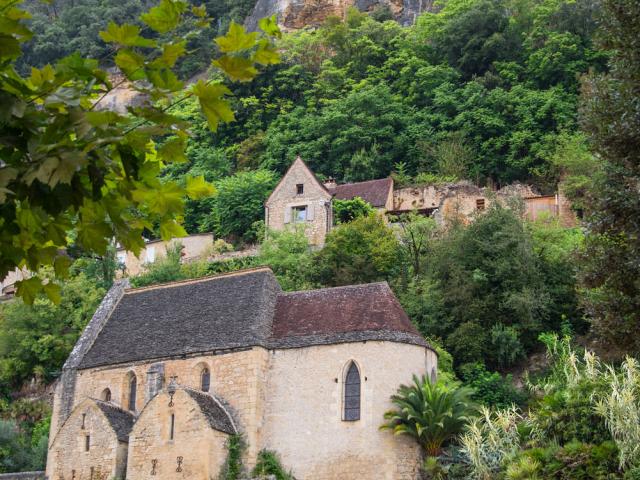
top-left (400, 204), bottom-right (583, 369)
top-left (577, 0), bottom-right (640, 356)
top-left (0, 0), bottom-right (280, 303)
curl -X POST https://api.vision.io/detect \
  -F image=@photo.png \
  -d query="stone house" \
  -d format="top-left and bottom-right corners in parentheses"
top-left (264, 157), bottom-right (394, 246)
top-left (265, 157), bottom-right (576, 246)
top-left (115, 233), bottom-right (214, 277)
top-left (46, 267), bottom-right (437, 479)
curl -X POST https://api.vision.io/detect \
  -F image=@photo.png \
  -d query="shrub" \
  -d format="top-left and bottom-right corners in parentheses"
top-left (252, 449), bottom-right (295, 480)
top-left (460, 363), bottom-right (527, 409)
top-left (446, 322), bottom-right (488, 366)
top-left (488, 324), bottom-right (525, 369)
top-left (219, 434), bottom-right (246, 480)
top-left (314, 214), bottom-right (400, 286)
top-left (129, 243), bottom-right (185, 288)
top-left (381, 376), bottom-right (476, 456)
top-left (333, 197), bottom-right (375, 224)
top-left (258, 228), bottom-right (315, 291)
top-left (460, 406), bottom-right (530, 479)
top-left (515, 441), bottom-right (620, 479)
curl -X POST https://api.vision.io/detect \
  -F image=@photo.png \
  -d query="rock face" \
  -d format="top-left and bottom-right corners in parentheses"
top-left (245, 0), bottom-right (433, 31)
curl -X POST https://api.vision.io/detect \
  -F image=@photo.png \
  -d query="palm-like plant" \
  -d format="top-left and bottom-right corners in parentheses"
top-left (380, 375), bottom-right (476, 456)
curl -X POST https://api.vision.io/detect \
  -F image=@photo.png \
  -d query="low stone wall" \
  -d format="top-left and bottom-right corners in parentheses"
top-left (0, 472), bottom-right (45, 480)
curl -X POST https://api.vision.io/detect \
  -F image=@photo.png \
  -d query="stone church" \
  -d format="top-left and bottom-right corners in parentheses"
top-left (46, 267), bottom-right (437, 479)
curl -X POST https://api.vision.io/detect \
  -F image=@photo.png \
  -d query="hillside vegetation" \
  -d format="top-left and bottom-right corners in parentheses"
top-left (1, 0), bottom-right (640, 477)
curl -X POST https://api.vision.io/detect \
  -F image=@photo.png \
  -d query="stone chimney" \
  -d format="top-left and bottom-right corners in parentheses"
top-left (324, 177), bottom-right (337, 189)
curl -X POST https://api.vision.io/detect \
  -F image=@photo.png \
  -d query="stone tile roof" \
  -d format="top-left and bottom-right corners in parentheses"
top-left (76, 268), bottom-right (430, 369)
top-left (328, 178), bottom-right (393, 208)
top-left (79, 268), bottom-right (281, 369)
top-left (271, 283), bottom-right (427, 349)
top-left (183, 388), bottom-right (237, 435)
top-left (95, 400), bottom-right (135, 442)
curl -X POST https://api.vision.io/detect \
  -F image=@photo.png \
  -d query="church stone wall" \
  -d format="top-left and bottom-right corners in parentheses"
top-left (47, 401), bottom-right (127, 480)
top-left (265, 159), bottom-right (333, 246)
top-left (67, 347), bottom-right (269, 467)
top-left (127, 390), bottom-right (229, 479)
top-left (261, 341), bottom-right (436, 480)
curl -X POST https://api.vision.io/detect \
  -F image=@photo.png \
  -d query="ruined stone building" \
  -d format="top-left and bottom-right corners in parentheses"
top-left (265, 157), bottom-right (576, 246)
top-left (47, 267), bottom-right (437, 479)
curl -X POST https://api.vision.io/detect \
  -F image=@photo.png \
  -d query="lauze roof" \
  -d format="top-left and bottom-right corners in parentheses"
top-left (78, 267), bottom-right (429, 369)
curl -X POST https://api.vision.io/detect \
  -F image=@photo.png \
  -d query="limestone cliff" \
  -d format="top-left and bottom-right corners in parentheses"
top-left (245, 0), bottom-right (433, 31)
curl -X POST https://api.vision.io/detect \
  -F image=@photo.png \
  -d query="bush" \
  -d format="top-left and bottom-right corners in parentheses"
top-left (513, 441), bottom-right (621, 479)
top-left (252, 450), bottom-right (295, 480)
top-left (258, 228), bottom-right (315, 291)
top-left (129, 243), bottom-right (185, 288)
top-left (446, 322), bottom-right (488, 366)
top-left (333, 197), bottom-right (375, 224)
top-left (460, 363), bottom-right (527, 409)
top-left (314, 214), bottom-right (400, 286)
top-left (488, 324), bottom-right (525, 369)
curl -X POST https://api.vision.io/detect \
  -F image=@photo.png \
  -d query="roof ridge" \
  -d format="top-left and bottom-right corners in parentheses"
top-left (332, 177), bottom-right (391, 188)
top-left (124, 266), bottom-right (273, 294)
top-left (278, 281), bottom-right (389, 296)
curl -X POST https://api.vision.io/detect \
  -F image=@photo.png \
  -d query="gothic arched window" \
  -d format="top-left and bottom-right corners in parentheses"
top-left (201, 367), bottom-right (210, 392)
top-left (128, 374), bottom-right (137, 411)
top-left (101, 388), bottom-right (111, 402)
top-left (344, 362), bottom-right (361, 421)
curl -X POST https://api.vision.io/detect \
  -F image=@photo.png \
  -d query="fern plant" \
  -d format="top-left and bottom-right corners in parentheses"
top-left (380, 375), bottom-right (476, 456)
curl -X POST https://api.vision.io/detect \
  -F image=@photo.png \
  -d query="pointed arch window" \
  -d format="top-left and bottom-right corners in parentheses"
top-left (101, 388), bottom-right (111, 402)
top-left (344, 362), bottom-right (361, 421)
top-left (201, 367), bottom-right (210, 392)
top-left (128, 374), bottom-right (137, 411)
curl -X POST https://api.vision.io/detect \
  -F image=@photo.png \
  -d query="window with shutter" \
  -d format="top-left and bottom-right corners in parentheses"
top-left (343, 362), bottom-right (361, 421)
top-left (292, 206), bottom-right (307, 223)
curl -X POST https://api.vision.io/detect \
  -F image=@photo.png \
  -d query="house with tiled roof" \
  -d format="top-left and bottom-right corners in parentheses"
top-left (46, 267), bottom-right (437, 480)
top-left (265, 157), bottom-right (576, 246)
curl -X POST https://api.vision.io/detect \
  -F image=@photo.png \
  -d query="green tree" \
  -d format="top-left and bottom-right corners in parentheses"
top-left (578, 0), bottom-right (640, 355)
top-left (0, 272), bottom-right (105, 388)
top-left (212, 170), bottom-right (278, 242)
top-left (314, 214), bottom-right (400, 286)
top-left (258, 227), bottom-right (314, 291)
top-left (381, 375), bottom-right (476, 456)
top-left (332, 197), bottom-right (374, 224)
top-left (0, 0), bottom-right (280, 303)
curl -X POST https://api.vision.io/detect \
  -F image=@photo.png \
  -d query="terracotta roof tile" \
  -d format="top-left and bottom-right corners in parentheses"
top-left (328, 178), bottom-right (393, 208)
top-left (271, 283), bottom-right (427, 348)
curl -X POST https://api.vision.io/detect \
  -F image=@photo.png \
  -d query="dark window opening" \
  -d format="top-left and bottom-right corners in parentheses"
top-left (201, 368), bottom-right (210, 392)
top-left (296, 184), bottom-right (304, 195)
top-left (476, 198), bottom-right (485, 210)
top-left (101, 388), bottom-right (111, 402)
top-left (81, 413), bottom-right (86, 429)
top-left (170, 413), bottom-right (175, 440)
top-left (128, 375), bottom-right (137, 411)
top-left (344, 362), bottom-right (361, 421)
top-left (85, 435), bottom-right (90, 452)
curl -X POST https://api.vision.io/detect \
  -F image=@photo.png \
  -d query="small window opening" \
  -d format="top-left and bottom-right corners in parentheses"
top-left (344, 362), bottom-right (361, 421)
top-left (292, 205), bottom-right (307, 223)
top-left (81, 413), bottom-right (86, 429)
top-left (296, 183), bottom-right (304, 195)
top-left (201, 368), bottom-right (210, 392)
top-left (476, 198), bottom-right (485, 210)
top-left (85, 435), bottom-right (90, 452)
top-left (170, 413), bottom-right (175, 440)
top-left (90, 467), bottom-right (94, 480)
top-left (101, 388), bottom-right (111, 402)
